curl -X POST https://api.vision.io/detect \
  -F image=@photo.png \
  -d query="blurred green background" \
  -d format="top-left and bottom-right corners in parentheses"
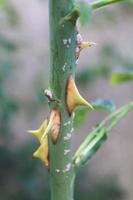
top-left (0, 0), bottom-right (133, 200)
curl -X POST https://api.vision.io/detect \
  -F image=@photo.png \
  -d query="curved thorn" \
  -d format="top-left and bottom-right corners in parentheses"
top-left (28, 119), bottom-right (48, 142)
top-left (66, 75), bottom-right (93, 114)
top-left (33, 136), bottom-right (49, 166)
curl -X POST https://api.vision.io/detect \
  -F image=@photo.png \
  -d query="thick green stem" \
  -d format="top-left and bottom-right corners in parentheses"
top-left (90, 0), bottom-right (124, 10)
top-left (48, 0), bottom-right (78, 200)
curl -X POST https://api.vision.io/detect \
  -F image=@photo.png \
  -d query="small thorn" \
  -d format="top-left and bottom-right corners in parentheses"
top-left (41, 111), bottom-right (55, 141)
top-left (80, 41), bottom-right (96, 49)
top-left (28, 119), bottom-right (48, 142)
top-left (33, 136), bottom-right (49, 166)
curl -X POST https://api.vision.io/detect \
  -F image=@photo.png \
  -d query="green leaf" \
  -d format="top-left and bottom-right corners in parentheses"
top-left (74, 102), bottom-right (133, 169)
top-left (77, 0), bottom-right (92, 26)
top-left (74, 107), bottom-right (89, 128)
top-left (90, 0), bottom-right (125, 10)
top-left (74, 99), bottom-right (115, 128)
top-left (111, 72), bottom-right (133, 84)
top-left (75, 128), bottom-right (108, 166)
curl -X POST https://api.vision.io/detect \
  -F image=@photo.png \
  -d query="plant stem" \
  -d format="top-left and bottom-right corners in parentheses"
top-left (48, 0), bottom-right (78, 199)
top-left (90, 0), bottom-right (124, 10)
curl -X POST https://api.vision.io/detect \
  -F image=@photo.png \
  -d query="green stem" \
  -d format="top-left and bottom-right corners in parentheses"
top-left (48, 0), bottom-right (78, 200)
top-left (90, 0), bottom-right (124, 10)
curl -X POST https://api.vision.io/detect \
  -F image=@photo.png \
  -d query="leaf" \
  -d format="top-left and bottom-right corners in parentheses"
top-left (77, 0), bottom-right (92, 26)
top-left (111, 72), bottom-right (133, 84)
top-left (91, 99), bottom-right (116, 112)
top-left (75, 128), bottom-right (108, 166)
top-left (74, 107), bottom-right (89, 128)
top-left (74, 102), bottom-right (133, 169)
top-left (74, 99), bottom-right (115, 128)
top-left (90, 0), bottom-right (125, 10)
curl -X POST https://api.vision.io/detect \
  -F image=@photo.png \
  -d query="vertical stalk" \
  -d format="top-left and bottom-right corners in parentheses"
top-left (48, 0), bottom-right (78, 200)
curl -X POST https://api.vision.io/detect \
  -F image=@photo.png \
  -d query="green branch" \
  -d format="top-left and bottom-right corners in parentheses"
top-left (90, 0), bottom-right (124, 10)
top-left (73, 102), bottom-right (133, 171)
top-left (59, 7), bottom-right (80, 25)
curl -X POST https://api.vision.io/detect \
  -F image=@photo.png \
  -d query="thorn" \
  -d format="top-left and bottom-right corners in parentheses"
top-left (41, 110), bottom-right (55, 141)
top-left (76, 38), bottom-right (96, 60)
top-left (80, 41), bottom-right (96, 49)
top-left (28, 119), bottom-right (48, 142)
top-left (33, 136), bottom-right (49, 166)
top-left (66, 75), bottom-right (93, 114)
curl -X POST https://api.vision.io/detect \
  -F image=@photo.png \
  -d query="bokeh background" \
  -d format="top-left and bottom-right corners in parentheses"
top-left (0, 0), bottom-right (133, 200)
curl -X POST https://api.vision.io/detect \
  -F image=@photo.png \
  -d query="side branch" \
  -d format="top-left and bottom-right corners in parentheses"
top-left (73, 102), bottom-right (133, 171)
top-left (59, 7), bottom-right (80, 25)
top-left (90, 0), bottom-right (124, 10)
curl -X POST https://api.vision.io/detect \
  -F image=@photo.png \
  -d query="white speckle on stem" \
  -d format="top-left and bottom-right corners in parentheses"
top-left (64, 149), bottom-right (71, 155)
top-left (56, 169), bottom-right (60, 173)
top-left (62, 63), bottom-right (67, 71)
top-left (64, 122), bottom-right (68, 126)
top-left (64, 133), bottom-right (72, 141)
top-left (63, 121), bottom-right (71, 126)
top-left (72, 112), bottom-right (75, 119)
top-left (70, 127), bottom-right (74, 133)
top-left (44, 89), bottom-right (52, 99)
top-left (75, 47), bottom-right (80, 53)
top-left (77, 33), bottom-right (83, 44)
top-left (63, 38), bottom-right (71, 46)
top-left (75, 59), bottom-right (79, 65)
top-left (63, 39), bottom-right (68, 45)
top-left (63, 163), bottom-right (71, 173)
top-left (68, 38), bottom-right (71, 44)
